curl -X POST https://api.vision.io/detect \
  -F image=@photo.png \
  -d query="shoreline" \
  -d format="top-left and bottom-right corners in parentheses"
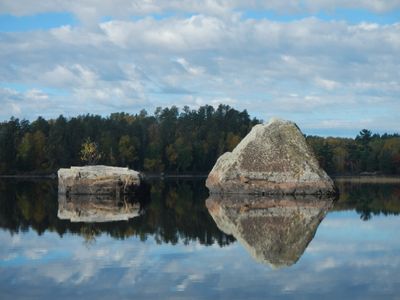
top-left (1, 173), bottom-right (399, 183)
top-left (333, 175), bottom-right (400, 183)
top-left (0, 174), bottom-right (57, 179)
top-left (0, 172), bottom-right (208, 180)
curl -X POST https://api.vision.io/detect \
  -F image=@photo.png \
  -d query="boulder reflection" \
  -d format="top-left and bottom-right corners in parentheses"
top-left (1, 179), bottom-right (398, 245)
top-left (206, 195), bottom-right (334, 267)
top-left (58, 194), bottom-right (142, 223)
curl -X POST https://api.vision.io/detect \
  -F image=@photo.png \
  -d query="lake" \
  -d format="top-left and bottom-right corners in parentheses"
top-left (1, 178), bottom-right (400, 299)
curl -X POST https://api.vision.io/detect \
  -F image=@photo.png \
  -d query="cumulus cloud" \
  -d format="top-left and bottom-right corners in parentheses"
top-left (175, 58), bottom-right (205, 76)
top-left (0, 87), bottom-right (53, 118)
top-left (1, 0), bottom-right (400, 19)
top-left (0, 3), bottom-right (399, 135)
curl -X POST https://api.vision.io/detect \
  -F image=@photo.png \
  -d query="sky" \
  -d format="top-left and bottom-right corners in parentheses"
top-left (0, 1), bottom-right (399, 136)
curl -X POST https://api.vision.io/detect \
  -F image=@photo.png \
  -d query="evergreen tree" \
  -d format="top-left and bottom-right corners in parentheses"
top-left (0, 106), bottom-right (399, 175)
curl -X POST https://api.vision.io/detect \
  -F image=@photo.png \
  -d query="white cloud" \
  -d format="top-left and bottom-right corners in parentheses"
top-left (25, 89), bottom-right (49, 100)
top-left (1, 0), bottom-right (400, 20)
top-left (0, 10), bottom-right (399, 134)
top-left (175, 58), bottom-right (205, 76)
top-left (41, 64), bottom-right (97, 88)
top-left (314, 77), bottom-right (340, 90)
top-left (0, 88), bottom-right (54, 119)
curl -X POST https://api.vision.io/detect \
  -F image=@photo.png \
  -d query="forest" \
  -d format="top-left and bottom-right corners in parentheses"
top-left (0, 104), bottom-right (399, 175)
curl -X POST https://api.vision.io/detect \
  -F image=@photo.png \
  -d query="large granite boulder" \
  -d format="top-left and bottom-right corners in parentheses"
top-left (58, 165), bottom-right (141, 196)
top-left (206, 194), bottom-right (333, 267)
top-left (58, 194), bottom-right (141, 223)
top-left (206, 118), bottom-right (335, 195)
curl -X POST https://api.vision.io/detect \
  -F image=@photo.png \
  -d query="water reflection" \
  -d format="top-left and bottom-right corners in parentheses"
top-left (0, 179), bottom-right (232, 246)
top-left (57, 194), bottom-right (142, 223)
top-left (334, 181), bottom-right (400, 220)
top-left (0, 179), bottom-right (399, 243)
top-left (1, 179), bottom-right (400, 299)
top-left (206, 195), bottom-right (334, 267)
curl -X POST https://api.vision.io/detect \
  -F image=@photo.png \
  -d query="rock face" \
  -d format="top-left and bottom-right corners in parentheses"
top-left (58, 165), bottom-right (141, 196)
top-left (206, 194), bottom-right (333, 267)
top-left (206, 118), bottom-right (335, 195)
top-left (58, 194), bottom-right (141, 222)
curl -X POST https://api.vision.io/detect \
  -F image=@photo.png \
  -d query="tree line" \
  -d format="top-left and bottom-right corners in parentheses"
top-left (0, 104), bottom-right (399, 175)
top-left (307, 129), bottom-right (400, 175)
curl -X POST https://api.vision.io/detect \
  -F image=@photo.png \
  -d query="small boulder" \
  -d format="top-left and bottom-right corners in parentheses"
top-left (58, 165), bottom-right (141, 196)
top-left (206, 118), bottom-right (335, 195)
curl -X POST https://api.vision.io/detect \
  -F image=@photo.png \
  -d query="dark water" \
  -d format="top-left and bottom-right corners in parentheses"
top-left (1, 179), bottom-right (400, 299)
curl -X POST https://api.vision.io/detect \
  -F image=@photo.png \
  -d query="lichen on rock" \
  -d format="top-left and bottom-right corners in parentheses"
top-left (206, 118), bottom-right (336, 195)
top-left (58, 165), bottom-right (141, 196)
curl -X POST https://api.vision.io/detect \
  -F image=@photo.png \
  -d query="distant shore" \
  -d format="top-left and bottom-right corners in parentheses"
top-left (0, 174), bottom-right (57, 179)
top-left (333, 175), bottom-right (400, 183)
top-left (1, 173), bottom-right (399, 183)
top-left (0, 172), bottom-right (208, 180)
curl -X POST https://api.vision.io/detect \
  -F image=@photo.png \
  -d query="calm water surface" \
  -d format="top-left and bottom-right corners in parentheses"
top-left (0, 179), bottom-right (399, 299)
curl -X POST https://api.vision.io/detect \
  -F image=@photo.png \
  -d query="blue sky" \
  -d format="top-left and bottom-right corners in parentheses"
top-left (0, 0), bottom-right (399, 136)
top-left (0, 12), bottom-right (77, 31)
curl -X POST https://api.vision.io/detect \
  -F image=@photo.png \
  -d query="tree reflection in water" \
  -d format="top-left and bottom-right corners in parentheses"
top-left (0, 178), bottom-right (399, 247)
top-left (0, 178), bottom-right (234, 246)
